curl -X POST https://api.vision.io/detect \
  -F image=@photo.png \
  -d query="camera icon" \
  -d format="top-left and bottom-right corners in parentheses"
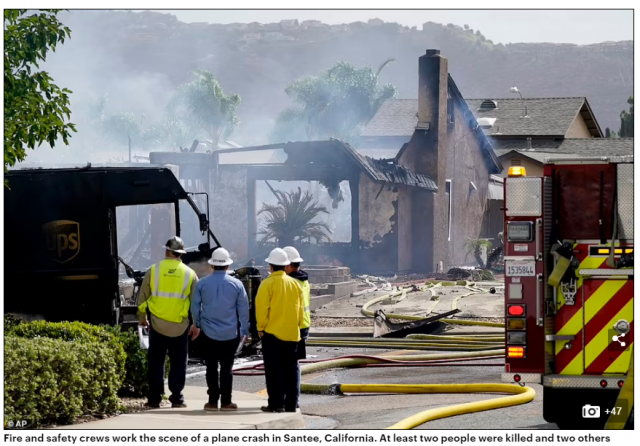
top-left (582, 405), bottom-right (600, 418)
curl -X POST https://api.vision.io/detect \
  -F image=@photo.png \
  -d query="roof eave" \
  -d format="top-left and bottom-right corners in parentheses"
top-left (579, 98), bottom-right (604, 138)
top-left (447, 75), bottom-right (503, 174)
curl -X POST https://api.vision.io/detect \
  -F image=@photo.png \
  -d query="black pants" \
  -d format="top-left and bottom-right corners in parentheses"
top-left (147, 325), bottom-right (188, 406)
top-left (203, 333), bottom-right (239, 406)
top-left (262, 332), bottom-right (299, 411)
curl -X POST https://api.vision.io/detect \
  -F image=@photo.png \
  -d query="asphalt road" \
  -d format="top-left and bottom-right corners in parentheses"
top-left (185, 346), bottom-right (556, 430)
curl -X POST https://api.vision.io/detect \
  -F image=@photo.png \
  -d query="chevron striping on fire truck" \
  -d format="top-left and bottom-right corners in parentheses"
top-left (501, 156), bottom-right (633, 430)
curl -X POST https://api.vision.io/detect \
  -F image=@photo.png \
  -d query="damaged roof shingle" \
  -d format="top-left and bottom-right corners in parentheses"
top-left (210, 139), bottom-right (438, 191)
top-left (354, 153), bottom-right (438, 191)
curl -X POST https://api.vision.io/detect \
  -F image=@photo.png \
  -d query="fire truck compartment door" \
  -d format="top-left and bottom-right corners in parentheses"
top-left (583, 278), bottom-right (633, 375)
top-left (556, 164), bottom-right (616, 241)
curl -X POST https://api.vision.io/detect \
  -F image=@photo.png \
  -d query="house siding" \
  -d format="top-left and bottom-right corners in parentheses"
top-left (446, 98), bottom-right (491, 268)
top-left (565, 114), bottom-right (592, 138)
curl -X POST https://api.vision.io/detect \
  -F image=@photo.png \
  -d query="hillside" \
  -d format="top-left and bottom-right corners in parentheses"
top-left (54, 11), bottom-right (633, 146)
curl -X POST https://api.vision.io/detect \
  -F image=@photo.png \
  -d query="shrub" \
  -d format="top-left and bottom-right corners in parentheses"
top-left (4, 336), bottom-right (121, 427)
top-left (104, 326), bottom-right (150, 397)
top-left (9, 320), bottom-right (126, 381)
top-left (4, 313), bottom-right (23, 333)
top-left (9, 319), bottom-right (168, 399)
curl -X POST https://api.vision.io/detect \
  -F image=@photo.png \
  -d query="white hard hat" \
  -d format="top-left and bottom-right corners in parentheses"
top-left (208, 248), bottom-right (233, 266)
top-left (265, 248), bottom-right (290, 266)
top-left (283, 246), bottom-right (303, 263)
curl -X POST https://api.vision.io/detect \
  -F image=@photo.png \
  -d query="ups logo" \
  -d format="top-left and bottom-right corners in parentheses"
top-left (43, 220), bottom-right (80, 264)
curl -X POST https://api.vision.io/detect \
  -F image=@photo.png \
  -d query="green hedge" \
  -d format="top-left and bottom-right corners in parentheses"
top-left (4, 335), bottom-right (122, 427)
top-left (9, 320), bottom-right (126, 382)
top-left (104, 326), bottom-right (150, 397)
top-left (5, 316), bottom-right (169, 405)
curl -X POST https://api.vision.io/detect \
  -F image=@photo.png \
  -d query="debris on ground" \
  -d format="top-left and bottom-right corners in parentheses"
top-left (355, 275), bottom-right (393, 291)
top-left (311, 316), bottom-right (374, 327)
top-left (446, 267), bottom-right (473, 279)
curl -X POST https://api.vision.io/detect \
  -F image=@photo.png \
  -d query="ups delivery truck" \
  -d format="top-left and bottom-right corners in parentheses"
top-left (3, 166), bottom-right (225, 328)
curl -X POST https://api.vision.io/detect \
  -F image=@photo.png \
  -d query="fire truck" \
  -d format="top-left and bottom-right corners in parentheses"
top-left (501, 156), bottom-right (633, 430)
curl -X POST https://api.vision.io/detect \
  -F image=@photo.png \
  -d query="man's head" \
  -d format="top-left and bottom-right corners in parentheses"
top-left (283, 246), bottom-right (303, 274)
top-left (208, 247), bottom-right (233, 271)
top-left (164, 236), bottom-right (187, 259)
top-left (265, 248), bottom-right (290, 273)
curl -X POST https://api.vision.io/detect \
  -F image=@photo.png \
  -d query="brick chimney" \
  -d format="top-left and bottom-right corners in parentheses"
top-left (415, 49), bottom-right (449, 184)
top-left (409, 49), bottom-right (450, 274)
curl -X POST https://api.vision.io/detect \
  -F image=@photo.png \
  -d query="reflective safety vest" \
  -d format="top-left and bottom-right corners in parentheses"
top-left (138, 259), bottom-right (195, 324)
top-left (293, 278), bottom-right (311, 329)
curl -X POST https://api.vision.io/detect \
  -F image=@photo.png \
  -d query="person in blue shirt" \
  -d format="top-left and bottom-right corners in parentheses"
top-left (191, 248), bottom-right (249, 411)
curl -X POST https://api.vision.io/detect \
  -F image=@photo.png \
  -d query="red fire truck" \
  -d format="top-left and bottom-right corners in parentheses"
top-left (502, 155), bottom-right (633, 430)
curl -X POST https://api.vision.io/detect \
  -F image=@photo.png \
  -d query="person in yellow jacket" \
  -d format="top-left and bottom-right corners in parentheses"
top-left (137, 236), bottom-right (199, 409)
top-left (255, 248), bottom-right (304, 413)
top-left (283, 246), bottom-right (310, 410)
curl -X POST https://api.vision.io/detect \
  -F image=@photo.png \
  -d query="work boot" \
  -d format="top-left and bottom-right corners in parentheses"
top-left (220, 403), bottom-right (238, 411)
top-left (204, 403), bottom-right (218, 411)
top-left (260, 406), bottom-right (284, 413)
top-left (172, 403), bottom-right (187, 408)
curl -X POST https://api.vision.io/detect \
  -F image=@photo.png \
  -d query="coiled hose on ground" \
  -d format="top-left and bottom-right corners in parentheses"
top-left (238, 281), bottom-right (534, 428)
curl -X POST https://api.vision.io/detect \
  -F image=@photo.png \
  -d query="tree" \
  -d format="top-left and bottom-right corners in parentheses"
top-left (169, 69), bottom-right (240, 149)
top-left (4, 10), bottom-right (76, 179)
top-left (141, 116), bottom-right (191, 150)
top-left (101, 112), bottom-right (142, 145)
top-left (257, 187), bottom-right (332, 247)
top-left (618, 96), bottom-right (633, 137)
top-left (271, 60), bottom-right (397, 143)
top-left (465, 237), bottom-right (492, 269)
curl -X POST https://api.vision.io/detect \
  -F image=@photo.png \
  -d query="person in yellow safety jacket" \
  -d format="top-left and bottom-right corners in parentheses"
top-left (283, 246), bottom-right (310, 410)
top-left (137, 236), bottom-right (200, 409)
top-left (255, 248), bottom-right (304, 414)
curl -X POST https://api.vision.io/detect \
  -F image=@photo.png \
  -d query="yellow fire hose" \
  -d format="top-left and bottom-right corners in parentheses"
top-left (299, 357), bottom-right (535, 429)
top-left (297, 281), bottom-right (535, 429)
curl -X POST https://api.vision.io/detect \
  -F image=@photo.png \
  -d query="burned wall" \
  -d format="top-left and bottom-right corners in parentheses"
top-left (397, 187), bottom-right (413, 272)
top-left (210, 165), bottom-right (250, 261)
top-left (445, 98), bottom-right (491, 268)
top-left (358, 172), bottom-right (398, 273)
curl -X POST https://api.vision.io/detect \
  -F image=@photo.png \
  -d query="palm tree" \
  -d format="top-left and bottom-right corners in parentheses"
top-left (486, 232), bottom-right (504, 270)
top-left (271, 59), bottom-right (397, 143)
top-left (257, 187), bottom-right (332, 247)
top-left (169, 69), bottom-right (241, 149)
top-left (465, 237), bottom-right (493, 269)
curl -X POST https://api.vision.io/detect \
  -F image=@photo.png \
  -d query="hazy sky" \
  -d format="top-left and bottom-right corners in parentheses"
top-left (158, 10), bottom-right (633, 45)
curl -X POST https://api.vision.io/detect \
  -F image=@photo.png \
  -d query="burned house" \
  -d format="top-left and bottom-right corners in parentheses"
top-left (392, 49), bottom-right (502, 272)
top-left (149, 49), bottom-right (502, 274)
top-left (150, 140), bottom-right (437, 274)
